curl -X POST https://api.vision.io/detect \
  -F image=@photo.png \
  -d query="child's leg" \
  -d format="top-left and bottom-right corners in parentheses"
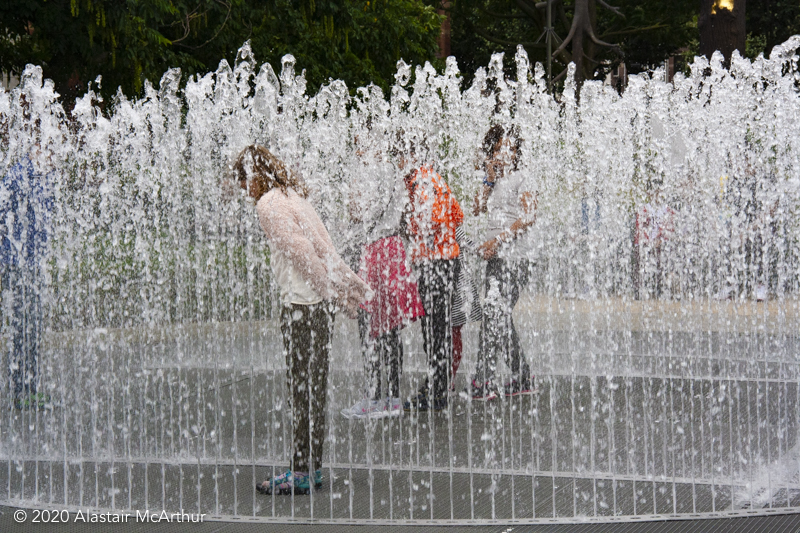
top-left (360, 309), bottom-right (382, 401)
top-left (281, 304), bottom-right (312, 474)
top-left (451, 325), bottom-right (463, 389)
top-left (308, 304), bottom-right (332, 473)
top-left (384, 328), bottom-right (403, 399)
top-left (368, 344), bottom-right (382, 401)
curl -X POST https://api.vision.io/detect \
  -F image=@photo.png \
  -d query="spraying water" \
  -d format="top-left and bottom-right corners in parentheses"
top-left (1, 38), bottom-right (800, 523)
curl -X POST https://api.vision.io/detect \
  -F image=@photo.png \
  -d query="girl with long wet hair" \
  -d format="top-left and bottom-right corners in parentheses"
top-left (468, 124), bottom-right (538, 401)
top-left (232, 144), bottom-right (370, 495)
top-left (395, 132), bottom-right (464, 411)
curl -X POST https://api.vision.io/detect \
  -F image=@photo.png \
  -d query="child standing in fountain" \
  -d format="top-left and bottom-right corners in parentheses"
top-left (341, 132), bottom-right (424, 419)
top-left (232, 145), bottom-right (370, 496)
top-left (469, 124), bottom-right (538, 400)
top-left (397, 134), bottom-right (464, 411)
top-left (1, 151), bottom-right (52, 410)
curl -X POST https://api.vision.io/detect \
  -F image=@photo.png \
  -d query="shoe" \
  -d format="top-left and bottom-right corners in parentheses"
top-left (461, 380), bottom-right (498, 401)
top-left (341, 398), bottom-right (388, 419)
top-left (755, 284), bottom-right (768, 301)
top-left (13, 392), bottom-right (52, 411)
top-left (403, 393), bottom-right (447, 412)
top-left (313, 469), bottom-right (323, 489)
top-left (256, 470), bottom-right (312, 495)
top-left (385, 397), bottom-right (402, 417)
top-left (503, 376), bottom-right (538, 397)
top-left (402, 386), bottom-right (427, 412)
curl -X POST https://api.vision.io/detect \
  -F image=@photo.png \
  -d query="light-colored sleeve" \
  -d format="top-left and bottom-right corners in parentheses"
top-left (256, 193), bottom-right (337, 301)
top-left (257, 192), bottom-right (371, 311)
top-left (515, 173), bottom-right (535, 225)
top-left (303, 203), bottom-right (372, 309)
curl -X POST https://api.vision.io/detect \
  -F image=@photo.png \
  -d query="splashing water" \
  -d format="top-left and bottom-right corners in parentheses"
top-left (1, 38), bottom-right (800, 523)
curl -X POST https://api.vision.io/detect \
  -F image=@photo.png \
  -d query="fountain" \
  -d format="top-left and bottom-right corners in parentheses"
top-left (1, 38), bottom-right (799, 524)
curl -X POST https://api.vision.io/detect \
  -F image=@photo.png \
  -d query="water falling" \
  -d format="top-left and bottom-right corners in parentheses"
top-left (1, 37), bottom-right (800, 523)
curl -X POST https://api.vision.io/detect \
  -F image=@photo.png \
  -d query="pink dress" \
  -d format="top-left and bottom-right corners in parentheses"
top-left (359, 235), bottom-right (424, 339)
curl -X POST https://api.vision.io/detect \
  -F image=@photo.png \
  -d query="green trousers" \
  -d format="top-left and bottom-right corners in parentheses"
top-left (280, 302), bottom-right (333, 473)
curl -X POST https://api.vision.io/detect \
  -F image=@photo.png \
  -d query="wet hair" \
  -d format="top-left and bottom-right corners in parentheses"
top-left (232, 144), bottom-right (307, 201)
top-left (482, 124), bottom-right (522, 170)
top-left (389, 128), bottom-right (428, 160)
top-left (388, 129), bottom-right (403, 159)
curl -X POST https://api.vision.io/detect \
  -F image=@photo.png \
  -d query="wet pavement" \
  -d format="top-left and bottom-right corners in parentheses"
top-left (1, 295), bottom-right (798, 525)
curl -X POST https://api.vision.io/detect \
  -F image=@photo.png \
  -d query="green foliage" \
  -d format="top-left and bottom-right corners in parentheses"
top-left (446, 0), bottom-right (547, 86)
top-left (49, 160), bottom-right (275, 329)
top-left (747, 0), bottom-right (800, 57)
top-left (3, 1), bottom-right (799, 103)
top-left (680, 16), bottom-right (700, 73)
top-left (0, 0), bottom-right (442, 103)
top-left (1, 0), bottom-right (223, 101)
top-left (222, 0), bottom-right (443, 96)
top-left (746, 32), bottom-right (768, 59)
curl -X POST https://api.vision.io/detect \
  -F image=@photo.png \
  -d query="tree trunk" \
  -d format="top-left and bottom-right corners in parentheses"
top-left (586, 0), bottom-right (597, 80)
top-left (573, 17), bottom-right (585, 86)
top-left (548, 0), bottom-right (620, 91)
top-left (699, 0), bottom-right (746, 66)
top-left (557, 0), bottom-right (607, 88)
top-left (437, 1), bottom-right (452, 58)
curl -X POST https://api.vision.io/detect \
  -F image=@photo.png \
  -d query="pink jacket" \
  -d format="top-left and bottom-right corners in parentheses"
top-left (358, 235), bottom-right (424, 338)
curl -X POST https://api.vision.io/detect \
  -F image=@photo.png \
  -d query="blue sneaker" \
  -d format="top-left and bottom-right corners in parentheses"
top-left (256, 470), bottom-right (312, 495)
top-left (314, 469), bottom-right (323, 489)
top-left (13, 392), bottom-right (53, 411)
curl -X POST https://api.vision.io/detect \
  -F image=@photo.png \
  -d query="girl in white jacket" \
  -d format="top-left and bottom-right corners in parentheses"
top-left (233, 145), bottom-right (370, 495)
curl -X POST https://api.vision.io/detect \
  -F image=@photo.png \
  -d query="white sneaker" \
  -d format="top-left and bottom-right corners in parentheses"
top-left (385, 397), bottom-right (402, 417)
top-left (341, 398), bottom-right (387, 419)
top-left (712, 285), bottom-right (730, 300)
top-left (755, 284), bottom-right (767, 301)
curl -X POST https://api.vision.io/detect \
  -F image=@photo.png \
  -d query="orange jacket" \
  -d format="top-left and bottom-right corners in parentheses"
top-left (405, 166), bottom-right (464, 262)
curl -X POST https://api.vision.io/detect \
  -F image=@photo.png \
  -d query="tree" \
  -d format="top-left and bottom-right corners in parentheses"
top-left (446, 0), bottom-right (696, 90)
top-left (0, 0), bottom-right (442, 103)
top-left (606, 0), bottom-right (696, 72)
top-left (549, 0), bottom-right (624, 86)
top-left (699, 0), bottom-right (746, 65)
top-left (746, 0), bottom-right (800, 58)
top-left (0, 0), bottom-right (229, 102)
top-left (233, 1), bottom-right (443, 96)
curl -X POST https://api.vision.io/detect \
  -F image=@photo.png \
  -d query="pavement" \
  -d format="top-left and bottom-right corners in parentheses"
top-left (1, 294), bottom-right (798, 526)
top-left (3, 505), bottom-right (800, 532)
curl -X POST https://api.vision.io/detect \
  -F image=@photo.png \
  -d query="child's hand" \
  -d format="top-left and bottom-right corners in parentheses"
top-left (343, 304), bottom-right (359, 320)
top-left (478, 238), bottom-right (499, 260)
